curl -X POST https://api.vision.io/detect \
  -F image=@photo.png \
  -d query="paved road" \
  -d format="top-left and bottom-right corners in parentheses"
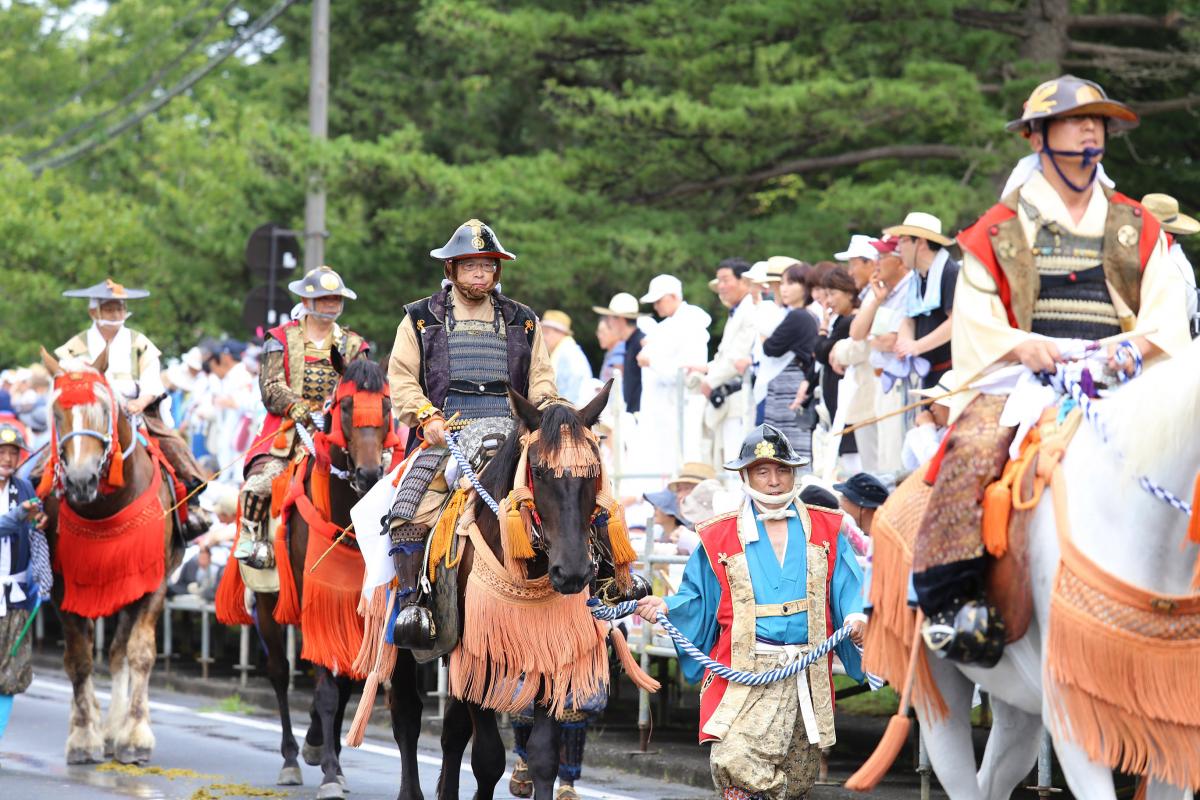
top-left (1, 676), bottom-right (709, 799)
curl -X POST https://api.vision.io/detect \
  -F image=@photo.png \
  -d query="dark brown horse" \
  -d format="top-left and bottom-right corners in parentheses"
top-left (250, 357), bottom-right (395, 800)
top-left (388, 383), bottom-right (614, 800)
top-left (40, 348), bottom-right (181, 765)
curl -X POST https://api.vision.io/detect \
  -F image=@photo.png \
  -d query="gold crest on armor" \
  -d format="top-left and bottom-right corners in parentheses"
top-left (1116, 224), bottom-right (1138, 248)
top-left (754, 441), bottom-right (776, 459)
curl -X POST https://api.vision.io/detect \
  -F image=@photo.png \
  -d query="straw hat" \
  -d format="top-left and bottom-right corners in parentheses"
top-left (765, 256), bottom-right (801, 280)
top-left (883, 212), bottom-right (954, 247)
top-left (911, 369), bottom-right (961, 406)
top-left (1141, 193), bottom-right (1200, 236)
top-left (591, 292), bottom-right (647, 319)
top-left (541, 309), bottom-right (573, 335)
top-left (667, 461), bottom-right (718, 493)
top-left (745, 261), bottom-right (772, 284)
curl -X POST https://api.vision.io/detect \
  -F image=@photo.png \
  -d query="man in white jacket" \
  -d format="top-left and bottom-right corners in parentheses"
top-left (687, 259), bottom-right (757, 467)
top-left (638, 275), bottom-right (711, 471)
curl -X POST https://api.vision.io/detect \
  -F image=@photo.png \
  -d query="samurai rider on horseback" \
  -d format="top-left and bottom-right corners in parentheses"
top-left (383, 219), bottom-right (565, 648)
top-left (55, 279), bottom-right (211, 538)
top-left (235, 265), bottom-right (370, 571)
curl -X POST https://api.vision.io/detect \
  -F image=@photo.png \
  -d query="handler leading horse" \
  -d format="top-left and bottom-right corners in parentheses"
top-left (217, 356), bottom-right (398, 800)
top-left (40, 348), bottom-right (182, 765)
top-left (384, 382), bottom-right (652, 800)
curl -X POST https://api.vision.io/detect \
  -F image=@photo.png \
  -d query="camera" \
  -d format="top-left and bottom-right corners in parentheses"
top-left (708, 377), bottom-right (743, 409)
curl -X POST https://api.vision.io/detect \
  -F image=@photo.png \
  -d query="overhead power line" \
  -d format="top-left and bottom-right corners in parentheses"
top-left (22, 0), bottom-right (241, 165)
top-left (26, 0), bottom-right (300, 175)
top-left (1, 0), bottom-right (222, 136)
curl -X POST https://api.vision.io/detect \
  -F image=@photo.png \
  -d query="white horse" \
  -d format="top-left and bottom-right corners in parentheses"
top-left (914, 337), bottom-right (1200, 800)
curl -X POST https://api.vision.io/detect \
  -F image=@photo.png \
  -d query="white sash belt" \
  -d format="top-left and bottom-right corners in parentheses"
top-left (0, 570), bottom-right (29, 617)
top-left (755, 641), bottom-right (820, 745)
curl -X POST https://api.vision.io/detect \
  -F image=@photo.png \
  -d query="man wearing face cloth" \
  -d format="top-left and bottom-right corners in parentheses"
top-left (913, 76), bottom-right (1191, 666)
top-left (385, 219), bottom-right (558, 648)
top-left (235, 266), bottom-right (369, 569)
top-left (635, 424), bottom-right (867, 800)
top-left (56, 279), bottom-right (210, 537)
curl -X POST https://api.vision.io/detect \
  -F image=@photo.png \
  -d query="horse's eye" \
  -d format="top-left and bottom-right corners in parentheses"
top-left (531, 465), bottom-right (546, 480)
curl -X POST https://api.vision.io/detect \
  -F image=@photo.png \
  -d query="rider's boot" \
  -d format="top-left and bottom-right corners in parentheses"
top-left (389, 521), bottom-right (436, 648)
top-left (921, 592), bottom-right (1006, 667)
top-left (233, 490), bottom-right (275, 570)
top-left (182, 478), bottom-right (211, 541)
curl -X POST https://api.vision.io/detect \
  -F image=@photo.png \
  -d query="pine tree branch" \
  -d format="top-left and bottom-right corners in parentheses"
top-left (1066, 40), bottom-right (1200, 66)
top-left (1133, 95), bottom-right (1200, 116)
top-left (631, 144), bottom-right (969, 203)
top-left (1067, 12), bottom-right (1190, 31)
top-left (952, 8), bottom-right (1027, 38)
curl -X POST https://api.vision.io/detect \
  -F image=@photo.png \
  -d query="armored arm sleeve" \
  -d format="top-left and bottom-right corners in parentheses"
top-left (259, 347), bottom-right (300, 417)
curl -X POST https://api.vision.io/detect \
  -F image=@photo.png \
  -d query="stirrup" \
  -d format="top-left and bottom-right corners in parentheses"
top-left (391, 605), bottom-right (436, 649)
top-left (234, 520), bottom-right (275, 570)
top-left (922, 597), bottom-right (1005, 666)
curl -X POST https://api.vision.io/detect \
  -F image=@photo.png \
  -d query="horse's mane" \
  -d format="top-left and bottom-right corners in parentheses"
top-left (342, 358), bottom-right (386, 393)
top-left (472, 403), bottom-right (593, 526)
top-left (1104, 336), bottom-right (1200, 480)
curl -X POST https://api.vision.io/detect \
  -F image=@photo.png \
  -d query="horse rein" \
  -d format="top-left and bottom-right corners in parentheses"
top-left (52, 373), bottom-right (138, 488)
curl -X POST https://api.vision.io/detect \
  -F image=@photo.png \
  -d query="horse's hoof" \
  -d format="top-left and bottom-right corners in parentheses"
top-left (103, 740), bottom-right (115, 759)
top-left (302, 741), bottom-right (322, 766)
top-left (316, 781), bottom-right (346, 800)
top-left (114, 745), bottom-right (149, 765)
top-left (276, 765), bottom-right (303, 786)
top-left (66, 748), bottom-right (101, 765)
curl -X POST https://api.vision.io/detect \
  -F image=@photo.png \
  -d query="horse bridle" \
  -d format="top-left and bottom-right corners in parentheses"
top-left (53, 379), bottom-right (137, 485)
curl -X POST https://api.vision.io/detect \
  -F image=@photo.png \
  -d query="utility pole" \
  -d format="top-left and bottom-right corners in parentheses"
top-left (303, 0), bottom-right (329, 270)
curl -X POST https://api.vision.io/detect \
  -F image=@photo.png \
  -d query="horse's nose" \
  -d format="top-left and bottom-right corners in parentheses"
top-left (64, 470), bottom-right (99, 504)
top-left (355, 465), bottom-right (382, 490)
top-left (548, 564), bottom-right (588, 596)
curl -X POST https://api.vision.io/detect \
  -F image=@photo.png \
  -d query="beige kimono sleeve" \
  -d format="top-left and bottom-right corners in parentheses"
top-left (1136, 232), bottom-right (1191, 360)
top-left (388, 315), bottom-right (432, 428)
top-left (526, 322), bottom-right (561, 407)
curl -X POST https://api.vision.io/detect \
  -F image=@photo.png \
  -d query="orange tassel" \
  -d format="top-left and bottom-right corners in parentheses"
top-left (428, 489), bottom-right (468, 582)
top-left (1188, 471), bottom-right (1200, 546)
top-left (597, 493), bottom-right (637, 566)
top-left (106, 437), bottom-right (125, 489)
top-left (36, 454), bottom-right (56, 499)
top-left (504, 490), bottom-right (536, 561)
top-left (606, 623), bottom-right (660, 692)
top-left (346, 672), bottom-right (379, 748)
top-left (273, 418), bottom-right (294, 450)
top-left (981, 480), bottom-right (1013, 558)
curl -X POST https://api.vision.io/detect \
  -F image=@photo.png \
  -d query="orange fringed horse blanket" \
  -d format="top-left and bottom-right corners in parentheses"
top-left (274, 456), bottom-right (366, 679)
top-left (1046, 526), bottom-right (1200, 790)
top-left (450, 521), bottom-right (609, 718)
top-left (55, 464), bottom-right (167, 619)
top-left (861, 470), bottom-right (948, 721)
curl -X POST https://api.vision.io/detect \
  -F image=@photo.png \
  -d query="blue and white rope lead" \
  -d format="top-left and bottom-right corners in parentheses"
top-left (589, 599), bottom-right (853, 687)
top-left (446, 432), bottom-right (501, 515)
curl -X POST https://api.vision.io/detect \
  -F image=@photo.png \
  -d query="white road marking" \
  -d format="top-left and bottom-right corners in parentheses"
top-left (31, 678), bottom-right (638, 800)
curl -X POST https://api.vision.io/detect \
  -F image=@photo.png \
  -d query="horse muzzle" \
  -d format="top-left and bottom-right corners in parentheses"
top-left (63, 468), bottom-right (100, 506)
top-left (353, 465), bottom-right (382, 494)
top-left (549, 563), bottom-right (591, 596)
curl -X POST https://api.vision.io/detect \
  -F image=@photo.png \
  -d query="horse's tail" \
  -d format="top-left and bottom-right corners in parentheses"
top-left (215, 502), bottom-right (254, 626)
top-left (604, 622), bottom-right (660, 693)
top-left (347, 585), bottom-right (398, 748)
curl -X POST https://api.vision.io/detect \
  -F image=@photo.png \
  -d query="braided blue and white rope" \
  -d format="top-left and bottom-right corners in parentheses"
top-left (446, 432), bottom-right (501, 515)
top-left (589, 599), bottom-right (853, 687)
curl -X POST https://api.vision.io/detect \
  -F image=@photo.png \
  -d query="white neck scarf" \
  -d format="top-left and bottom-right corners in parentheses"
top-left (741, 475), bottom-right (802, 520)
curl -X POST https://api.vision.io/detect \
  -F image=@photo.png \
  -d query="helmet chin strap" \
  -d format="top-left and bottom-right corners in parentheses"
top-left (741, 470), bottom-right (802, 520)
top-left (307, 310), bottom-right (341, 322)
top-left (1042, 143), bottom-right (1105, 193)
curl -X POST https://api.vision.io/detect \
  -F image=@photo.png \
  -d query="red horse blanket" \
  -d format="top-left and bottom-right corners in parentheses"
top-left (55, 465), bottom-right (166, 619)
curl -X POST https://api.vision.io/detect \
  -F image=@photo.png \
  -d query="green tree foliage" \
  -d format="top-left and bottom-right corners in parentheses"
top-left (1, 0), bottom-right (1197, 365)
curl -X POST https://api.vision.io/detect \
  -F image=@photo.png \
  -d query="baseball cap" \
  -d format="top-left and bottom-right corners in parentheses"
top-left (870, 236), bottom-right (899, 256)
top-left (835, 234), bottom-right (880, 262)
top-left (640, 274), bottom-right (684, 304)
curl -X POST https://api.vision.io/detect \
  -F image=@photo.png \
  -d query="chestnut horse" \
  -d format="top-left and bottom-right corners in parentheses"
top-left (41, 348), bottom-right (180, 765)
top-left (389, 383), bottom-right (616, 800)
top-left (245, 357), bottom-right (396, 800)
